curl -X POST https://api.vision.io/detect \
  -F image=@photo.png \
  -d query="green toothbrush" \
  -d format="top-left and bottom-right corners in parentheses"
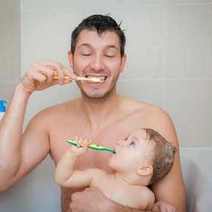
top-left (66, 139), bottom-right (116, 154)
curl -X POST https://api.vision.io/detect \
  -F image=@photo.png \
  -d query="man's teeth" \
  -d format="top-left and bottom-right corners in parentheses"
top-left (85, 75), bottom-right (107, 82)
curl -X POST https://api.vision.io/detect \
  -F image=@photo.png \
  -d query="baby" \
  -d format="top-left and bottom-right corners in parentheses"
top-left (55, 128), bottom-right (176, 210)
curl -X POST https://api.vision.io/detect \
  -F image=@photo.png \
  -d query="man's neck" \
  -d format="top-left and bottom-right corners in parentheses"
top-left (79, 89), bottom-right (121, 131)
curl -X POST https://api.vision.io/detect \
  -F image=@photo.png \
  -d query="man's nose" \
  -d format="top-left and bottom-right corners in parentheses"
top-left (90, 55), bottom-right (104, 71)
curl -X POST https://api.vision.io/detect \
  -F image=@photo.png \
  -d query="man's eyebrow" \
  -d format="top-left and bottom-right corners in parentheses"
top-left (77, 44), bottom-right (119, 52)
top-left (105, 45), bottom-right (119, 50)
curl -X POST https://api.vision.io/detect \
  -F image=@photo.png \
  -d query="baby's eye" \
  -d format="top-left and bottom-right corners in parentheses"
top-left (123, 137), bottom-right (128, 141)
top-left (129, 141), bottom-right (136, 146)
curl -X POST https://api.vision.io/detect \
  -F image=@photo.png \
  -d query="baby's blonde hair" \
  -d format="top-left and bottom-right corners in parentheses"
top-left (144, 128), bottom-right (176, 185)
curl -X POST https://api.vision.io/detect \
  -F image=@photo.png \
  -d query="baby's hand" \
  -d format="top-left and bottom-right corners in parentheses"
top-left (70, 137), bottom-right (92, 156)
top-left (77, 137), bottom-right (92, 148)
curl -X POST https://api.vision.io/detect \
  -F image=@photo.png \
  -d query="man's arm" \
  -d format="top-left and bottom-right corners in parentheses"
top-left (0, 87), bottom-right (50, 190)
top-left (70, 187), bottom-right (151, 212)
top-left (148, 108), bottom-right (186, 212)
top-left (0, 61), bottom-right (75, 191)
top-left (0, 84), bottom-right (31, 188)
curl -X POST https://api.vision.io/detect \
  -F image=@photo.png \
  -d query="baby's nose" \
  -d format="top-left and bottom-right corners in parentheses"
top-left (116, 139), bottom-right (122, 145)
top-left (116, 139), bottom-right (127, 146)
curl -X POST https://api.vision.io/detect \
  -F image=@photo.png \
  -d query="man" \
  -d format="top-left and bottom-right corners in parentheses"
top-left (0, 14), bottom-right (186, 212)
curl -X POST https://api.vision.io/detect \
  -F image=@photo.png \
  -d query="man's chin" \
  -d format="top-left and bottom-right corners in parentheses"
top-left (80, 88), bottom-right (114, 99)
top-left (81, 91), bottom-right (108, 99)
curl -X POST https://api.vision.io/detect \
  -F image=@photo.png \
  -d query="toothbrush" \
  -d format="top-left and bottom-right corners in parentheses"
top-left (53, 73), bottom-right (104, 83)
top-left (66, 139), bottom-right (116, 154)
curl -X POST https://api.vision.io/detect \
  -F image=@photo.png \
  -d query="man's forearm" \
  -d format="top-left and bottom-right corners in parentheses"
top-left (0, 83), bottom-right (31, 186)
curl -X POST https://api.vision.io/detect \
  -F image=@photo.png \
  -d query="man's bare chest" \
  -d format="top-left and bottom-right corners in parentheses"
top-left (48, 109), bottom-right (147, 171)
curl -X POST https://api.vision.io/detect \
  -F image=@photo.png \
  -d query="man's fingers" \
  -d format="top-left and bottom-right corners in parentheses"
top-left (40, 62), bottom-right (65, 84)
top-left (41, 61), bottom-right (63, 71)
top-left (40, 61), bottom-right (77, 83)
top-left (152, 202), bottom-right (176, 212)
top-left (30, 71), bottom-right (47, 83)
top-left (84, 186), bottom-right (99, 192)
top-left (33, 63), bottom-right (54, 84)
top-left (152, 205), bottom-right (160, 212)
top-left (71, 191), bottom-right (81, 201)
top-left (21, 61), bottom-right (74, 93)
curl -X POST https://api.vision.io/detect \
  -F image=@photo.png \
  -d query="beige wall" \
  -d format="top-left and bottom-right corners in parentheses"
top-left (0, 0), bottom-right (20, 100)
top-left (21, 0), bottom-right (212, 147)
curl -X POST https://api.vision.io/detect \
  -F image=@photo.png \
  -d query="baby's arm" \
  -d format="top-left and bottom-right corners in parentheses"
top-left (119, 186), bottom-right (155, 210)
top-left (136, 186), bottom-right (155, 210)
top-left (55, 143), bottom-right (103, 188)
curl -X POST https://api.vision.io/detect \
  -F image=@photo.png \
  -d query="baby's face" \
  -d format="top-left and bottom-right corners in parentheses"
top-left (109, 129), bottom-right (155, 173)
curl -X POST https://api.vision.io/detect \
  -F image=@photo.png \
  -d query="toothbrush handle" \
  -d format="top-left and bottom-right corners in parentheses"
top-left (88, 144), bottom-right (115, 153)
top-left (66, 139), bottom-right (115, 154)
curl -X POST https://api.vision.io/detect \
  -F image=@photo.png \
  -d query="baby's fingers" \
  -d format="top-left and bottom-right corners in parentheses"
top-left (70, 145), bottom-right (87, 155)
top-left (79, 138), bottom-right (92, 148)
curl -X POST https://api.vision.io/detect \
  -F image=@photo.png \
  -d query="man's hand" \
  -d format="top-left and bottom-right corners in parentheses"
top-left (152, 201), bottom-right (176, 212)
top-left (21, 61), bottom-right (77, 94)
top-left (70, 187), bottom-right (131, 212)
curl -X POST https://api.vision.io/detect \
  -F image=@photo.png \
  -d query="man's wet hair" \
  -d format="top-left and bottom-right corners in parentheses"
top-left (70, 14), bottom-right (126, 57)
top-left (144, 128), bottom-right (176, 185)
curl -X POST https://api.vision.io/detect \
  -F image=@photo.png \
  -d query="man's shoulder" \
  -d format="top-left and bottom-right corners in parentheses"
top-left (122, 97), bottom-right (176, 137)
top-left (29, 99), bottom-right (78, 126)
top-left (129, 99), bottom-right (178, 145)
top-left (121, 96), bottom-right (169, 118)
top-left (135, 100), bottom-right (173, 130)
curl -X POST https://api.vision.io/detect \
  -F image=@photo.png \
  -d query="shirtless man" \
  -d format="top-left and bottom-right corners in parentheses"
top-left (0, 14), bottom-right (186, 212)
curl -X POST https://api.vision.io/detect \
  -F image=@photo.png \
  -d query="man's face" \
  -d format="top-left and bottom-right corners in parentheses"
top-left (109, 129), bottom-right (155, 174)
top-left (68, 30), bottom-right (126, 98)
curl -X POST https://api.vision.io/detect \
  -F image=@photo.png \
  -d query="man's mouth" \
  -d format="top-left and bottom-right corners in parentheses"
top-left (84, 74), bottom-right (108, 83)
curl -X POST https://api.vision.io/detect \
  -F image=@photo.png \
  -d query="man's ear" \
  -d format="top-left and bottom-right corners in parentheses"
top-left (120, 54), bottom-right (127, 73)
top-left (136, 165), bottom-right (153, 176)
top-left (67, 51), bottom-right (73, 66)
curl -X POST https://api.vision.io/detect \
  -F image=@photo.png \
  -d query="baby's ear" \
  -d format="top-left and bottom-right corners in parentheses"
top-left (136, 165), bottom-right (153, 176)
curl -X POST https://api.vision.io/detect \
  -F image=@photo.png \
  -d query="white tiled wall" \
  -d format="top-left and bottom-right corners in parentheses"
top-left (20, 0), bottom-right (212, 147)
top-left (0, 0), bottom-right (20, 100)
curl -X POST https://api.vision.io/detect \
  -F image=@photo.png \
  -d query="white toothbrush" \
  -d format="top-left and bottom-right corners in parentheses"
top-left (53, 73), bottom-right (104, 83)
